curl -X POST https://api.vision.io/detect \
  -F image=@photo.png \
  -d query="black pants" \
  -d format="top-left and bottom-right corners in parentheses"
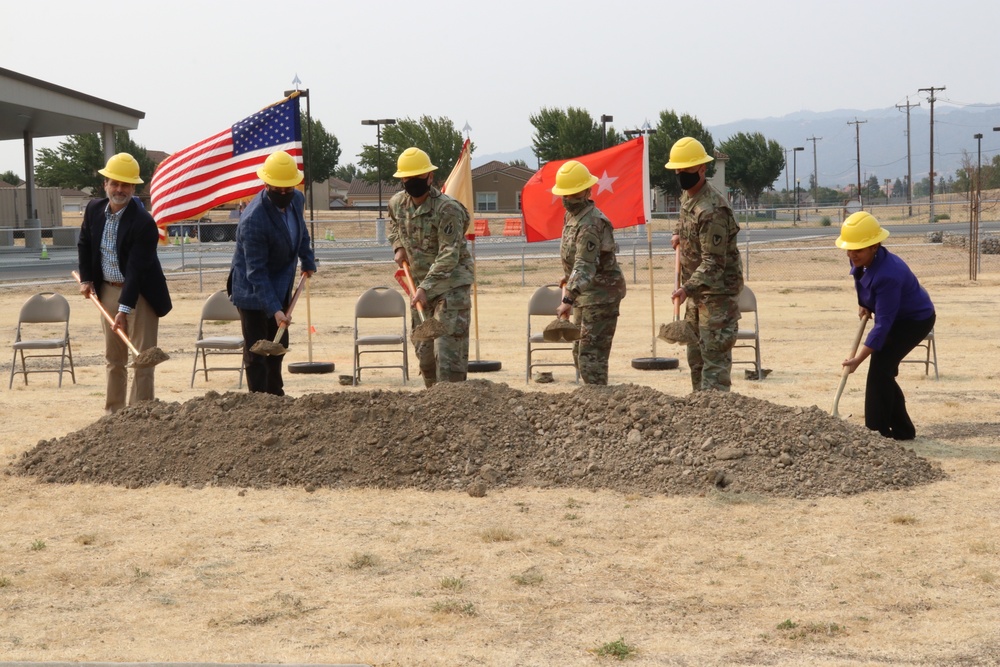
top-left (238, 308), bottom-right (289, 396)
top-left (865, 313), bottom-right (935, 440)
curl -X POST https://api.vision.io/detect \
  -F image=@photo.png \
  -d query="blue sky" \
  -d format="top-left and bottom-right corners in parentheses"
top-left (3, 0), bottom-right (1000, 177)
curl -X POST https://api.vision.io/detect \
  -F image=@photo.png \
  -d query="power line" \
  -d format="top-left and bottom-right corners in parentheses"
top-left (806, 136), bottom-right (821, 211)
top-left (896, 97), bottom-right (919, 216)
top-left (919, 85), bottom-right (945, 222)
top-left (847, 118), bottom-right (867, 205)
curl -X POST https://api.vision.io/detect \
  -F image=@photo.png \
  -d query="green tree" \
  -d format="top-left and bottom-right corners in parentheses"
top-left (647, 110), bottom-right (715, 199)
top-left (1, 170), bottom-right (20, 185)
top-left (509, 158), bottom-right (529, 169)
top-left (866, 174), bottom-right (881, 199)
top-left (35, 131), bottom-right (155, 196)
top-left (358, 116), bottom-right (467, 185)
top-left (893, 177), bottom-right (905, 198)
top-left (528, 107), bottom-right (621, 164)
top-left (334, 163), bottom-right (360, 182)
top-left (36, 134), bottom-right (104, 193)
top-left (719, 132), bottom-right (784, 208)
top-left (301, 113), bottom-right (341, 184)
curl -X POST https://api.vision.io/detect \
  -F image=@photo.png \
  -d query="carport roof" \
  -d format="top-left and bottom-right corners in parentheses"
top-left (0, 67), bottom-right (144, 141)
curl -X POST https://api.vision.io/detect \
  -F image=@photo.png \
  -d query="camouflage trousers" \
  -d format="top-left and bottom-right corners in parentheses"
top-left (412, 285), bottom-right (471, 387)
top-left (572, 301), bottom-right (621, 385)
top-left (684, 294), bottom-right (740, 392)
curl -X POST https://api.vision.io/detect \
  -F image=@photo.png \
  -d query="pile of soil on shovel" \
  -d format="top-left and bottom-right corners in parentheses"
top-left (10, 381), bottom-right (944, 499)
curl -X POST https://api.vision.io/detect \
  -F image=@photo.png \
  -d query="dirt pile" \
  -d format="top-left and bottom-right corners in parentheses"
top-left (10, 381), bottom-right (944, 498)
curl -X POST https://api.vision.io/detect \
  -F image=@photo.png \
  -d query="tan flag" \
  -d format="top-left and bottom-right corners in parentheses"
top-left (442, 138), bottom-right (474, 229)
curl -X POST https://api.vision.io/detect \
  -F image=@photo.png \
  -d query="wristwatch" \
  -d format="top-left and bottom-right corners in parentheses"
top-left (561, 296), bottom-right (575, 306)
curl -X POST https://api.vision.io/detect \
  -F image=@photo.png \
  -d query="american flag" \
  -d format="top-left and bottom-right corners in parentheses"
top-left (149, 96), bottom-right (302, 236)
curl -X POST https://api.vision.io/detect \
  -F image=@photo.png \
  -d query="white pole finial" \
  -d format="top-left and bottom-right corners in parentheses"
top-left (292, 74), bottom-right (302, 90)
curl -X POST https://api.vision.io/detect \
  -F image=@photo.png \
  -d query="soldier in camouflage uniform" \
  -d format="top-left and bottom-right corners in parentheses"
top-left (665, 137), bottom-right (744, 392)
top-left (388, 147), bottom-right (474, 387)
top-left (553, 161), bottom-right (627, 385)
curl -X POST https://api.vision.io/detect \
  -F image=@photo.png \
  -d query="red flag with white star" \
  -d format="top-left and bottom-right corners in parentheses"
top-left (521, 136), bottom-right (650, 242)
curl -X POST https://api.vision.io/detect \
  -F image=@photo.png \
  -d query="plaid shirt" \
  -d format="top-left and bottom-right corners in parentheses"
top-left (100, 204), bottom-right (131, 314)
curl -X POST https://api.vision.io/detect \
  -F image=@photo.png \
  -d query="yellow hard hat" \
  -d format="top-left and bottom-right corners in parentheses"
top-left (550, 160), bottom-right (599, 196)
top-left (257, 150), bottom-right (304, 188)
top-left (98, 153), bottom-right (143, 184)
top-left (664, 137), bottom-right (714, 170)
top-left (835, 211), bottom-right (890, 249)
top-left (393, 147), bottom-right (438, 178)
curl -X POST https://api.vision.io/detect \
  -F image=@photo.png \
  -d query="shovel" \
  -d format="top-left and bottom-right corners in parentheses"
top-left (72, 271), bottom-right (168, 368)
top-left (542, 317), bottom-right (581, 342)
top-left (397, 262), bottom-right (446, 341)
top-left (831, 313), bottom-right (871, 418)
top-left (658, 251), bottom-right (699, 345)
top-left (249, 274), bottom-right (307, 356)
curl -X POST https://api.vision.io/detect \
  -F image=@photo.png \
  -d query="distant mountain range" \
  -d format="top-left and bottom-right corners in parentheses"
top-left (474, 105), bottom-right (1000, 189)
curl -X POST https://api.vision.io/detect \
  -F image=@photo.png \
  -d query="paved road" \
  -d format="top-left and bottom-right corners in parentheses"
top-left (3, 219), bottom-right (997, 285)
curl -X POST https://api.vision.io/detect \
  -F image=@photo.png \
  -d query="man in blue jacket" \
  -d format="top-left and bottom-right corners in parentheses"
top-left (78, 153), bottom-right (172, 414)
top-left (229, 150), bottom-right (316, 395)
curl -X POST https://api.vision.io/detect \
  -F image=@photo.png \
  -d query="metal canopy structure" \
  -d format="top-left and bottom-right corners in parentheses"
top-left (0, 67), bottom-right (145, 220)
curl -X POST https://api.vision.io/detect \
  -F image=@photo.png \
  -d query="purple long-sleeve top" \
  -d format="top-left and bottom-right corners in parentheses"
top-left (851, 246), bottom-right (935, 351)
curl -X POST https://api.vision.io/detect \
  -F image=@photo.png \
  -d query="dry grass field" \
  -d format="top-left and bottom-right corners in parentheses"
top-left (1, 248), bottom-right (999, 665)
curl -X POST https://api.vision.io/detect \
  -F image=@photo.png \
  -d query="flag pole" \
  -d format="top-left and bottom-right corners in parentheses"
top-left (631, 133), bottom-right (678, 371)
top-left (444, 133), bottom-right (500, 373)
top-left (471, 235), bottom-right (481, 362)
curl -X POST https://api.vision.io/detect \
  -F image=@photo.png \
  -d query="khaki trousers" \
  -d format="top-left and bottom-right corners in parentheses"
top-left (99, 284), bottom-right (158, 412)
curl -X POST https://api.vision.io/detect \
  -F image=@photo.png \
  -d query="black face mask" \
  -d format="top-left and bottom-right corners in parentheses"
top-left (267, 189), bottom-right (295, 209)
top-left (403, 177), bottom-right (430, 198)
top-left (677, 171), bottom-right (701, 191)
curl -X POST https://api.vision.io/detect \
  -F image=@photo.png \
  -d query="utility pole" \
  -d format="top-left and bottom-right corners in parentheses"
top-left (847, 118), bottom-right (867, 207)
top-left (896, 97), bottom-right (919, 217)
top-left (919, 86), bottom-right (945, 223)
top-left (807, 136), bottom-right (822, 212)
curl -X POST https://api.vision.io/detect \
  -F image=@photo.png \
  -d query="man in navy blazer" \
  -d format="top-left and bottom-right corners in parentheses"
top-left (229, 150), bottom-right (316, 395)
top-left (78, 153), bottom-right (172, 413)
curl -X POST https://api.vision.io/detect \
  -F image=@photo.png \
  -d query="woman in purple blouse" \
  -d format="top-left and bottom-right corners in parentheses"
top-left (836, 212), bottom-right (936, 440)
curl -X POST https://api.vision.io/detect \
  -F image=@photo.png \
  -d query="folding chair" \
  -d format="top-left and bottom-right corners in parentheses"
top-left (526, 283), bottom-right (579, 384)
top-left (190, 290), bottom-right (244, 388)
top-left (9, 292), bottom-right (75, 388)
top-left (353, 287), bottom-right (408, 385)
top-left (902, 327), bottom-right (938, 380)
top-left (733, 285), bottom-right (763, 380)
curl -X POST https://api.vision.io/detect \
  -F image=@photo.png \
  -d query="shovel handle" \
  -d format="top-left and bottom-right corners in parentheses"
top-left (270, 274), bottom-right (308, 343)
top-left (673, 250), bottom-right (682, 319)
top-left (400, 260), bottom-right (428, 323)
top-left (72, 270), bottom-right (140, 356)
top-left (831, 313), bottom-right (872, 417)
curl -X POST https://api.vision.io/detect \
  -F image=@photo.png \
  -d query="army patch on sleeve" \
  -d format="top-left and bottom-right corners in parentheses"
top-left (587, 239), bottom-right (597, 253)
top-left (443, 222), bottom-right (455, 237)
top-left (712, 233), bottom-right (723, 247)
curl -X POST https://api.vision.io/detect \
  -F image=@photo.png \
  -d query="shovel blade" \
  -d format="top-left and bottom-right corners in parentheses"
top-left (412, 317), bottom-right (447, 341)
top-left (543, 318), bottom-right (581, 342)
top-left (249, 340), bottom-right (288, 356)
top-left (658, 321), bottom-right (699, 345)
top-left (129, 347), bottom-right (170, 368)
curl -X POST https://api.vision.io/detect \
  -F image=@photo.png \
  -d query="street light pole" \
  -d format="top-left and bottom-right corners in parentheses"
top-left (601, 114), bottom-right (613, 149)
top-left (361, 118), bottom-right (397, 220)
top-left (792, 146), bottom-right (804, 222)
